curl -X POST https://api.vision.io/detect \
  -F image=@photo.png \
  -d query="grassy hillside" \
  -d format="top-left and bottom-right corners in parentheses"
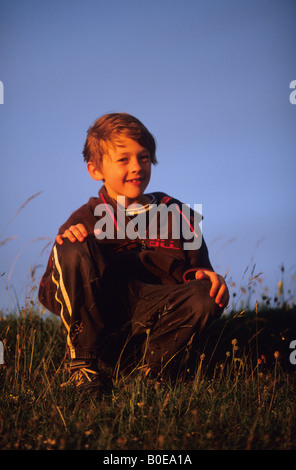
top-left (0, 303), bottom-right (295, 450)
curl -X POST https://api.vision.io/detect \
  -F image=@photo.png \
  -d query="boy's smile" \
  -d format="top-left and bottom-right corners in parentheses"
top-left (87, 137), bottom-right (152, 207)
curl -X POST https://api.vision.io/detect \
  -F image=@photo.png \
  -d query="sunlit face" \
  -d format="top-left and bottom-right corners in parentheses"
top-left (87, 136), bottom-right (152, 207)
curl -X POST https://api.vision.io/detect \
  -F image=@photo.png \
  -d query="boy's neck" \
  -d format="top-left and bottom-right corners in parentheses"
top-left (102, 185), bottom-right (151, 208)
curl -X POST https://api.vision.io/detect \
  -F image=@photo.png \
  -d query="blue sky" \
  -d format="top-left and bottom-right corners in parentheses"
top-left (0, 0), bottom-right (295, 312)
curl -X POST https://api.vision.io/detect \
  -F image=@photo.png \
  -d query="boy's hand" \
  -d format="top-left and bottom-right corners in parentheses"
top-left (56, 224), bottom-right (88, 245)
top-left (195, 269), bottom-right (229, 308)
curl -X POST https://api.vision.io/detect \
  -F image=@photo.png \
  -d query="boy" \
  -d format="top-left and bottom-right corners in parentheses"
top-left (39, 113), bottom-right (229, 392)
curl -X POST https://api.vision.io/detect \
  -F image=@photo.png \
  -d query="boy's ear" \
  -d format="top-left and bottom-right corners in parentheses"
top-left (87, 161), bottom-right (104, 181)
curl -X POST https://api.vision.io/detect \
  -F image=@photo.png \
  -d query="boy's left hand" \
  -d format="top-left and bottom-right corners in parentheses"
top-left (56, 223), bottom-right (88, 245)
top-left (195, 269), bottom-right (229, 308)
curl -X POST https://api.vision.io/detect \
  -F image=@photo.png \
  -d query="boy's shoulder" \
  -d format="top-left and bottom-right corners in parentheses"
top-left (150, 191), bottom-right (171, 202)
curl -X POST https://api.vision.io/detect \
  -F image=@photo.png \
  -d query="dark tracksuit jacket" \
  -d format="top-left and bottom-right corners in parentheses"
top-left (38, 185), bottom-right (221, 373)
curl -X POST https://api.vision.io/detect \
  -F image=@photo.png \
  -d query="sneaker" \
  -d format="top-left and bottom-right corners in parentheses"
top-left (61, 359), bottom-right (100, 393)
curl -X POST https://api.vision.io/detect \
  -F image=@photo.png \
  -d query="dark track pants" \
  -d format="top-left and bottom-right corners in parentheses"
top-left (49, 237), bottom-right (223, 375)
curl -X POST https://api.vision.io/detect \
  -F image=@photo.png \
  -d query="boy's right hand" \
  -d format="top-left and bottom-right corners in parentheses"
top-left (56, 224), bottom-right (88, 245)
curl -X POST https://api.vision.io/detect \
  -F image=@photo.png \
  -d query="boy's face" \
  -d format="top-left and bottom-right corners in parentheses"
top-left (87, 136), bottom-right (152, 207)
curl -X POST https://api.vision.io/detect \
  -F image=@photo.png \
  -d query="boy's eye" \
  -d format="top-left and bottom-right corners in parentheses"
top-left (139, 154), bottom-right (150, 161)
top-left (117, 155), bottom-right (150, 163)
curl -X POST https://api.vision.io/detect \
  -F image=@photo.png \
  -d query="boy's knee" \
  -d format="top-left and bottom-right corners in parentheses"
top-left (186, 278), bottom-right (212, 304)
top-left (53, 236), bottom-right (107, 280)
top-left (186, 279), bottom-right (223, 324)
top-left (53, 238), bottom-right (91, 269)
top-left (55, 238), bottom-right (81, 256)
top-left (57, 237), bottom-right (83, 250)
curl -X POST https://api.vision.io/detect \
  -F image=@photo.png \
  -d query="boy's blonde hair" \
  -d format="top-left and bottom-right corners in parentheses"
top-left (83, 113), bottom-right (157, 168)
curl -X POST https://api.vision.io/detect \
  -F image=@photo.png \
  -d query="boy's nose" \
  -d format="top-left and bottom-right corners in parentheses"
top-left (130, 157), bottom-right (142, 172)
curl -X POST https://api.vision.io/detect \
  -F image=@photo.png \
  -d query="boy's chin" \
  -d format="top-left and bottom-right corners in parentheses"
top-left (105, 183), bottom-right (149, 205)
top-left (125, 184), bottom-right (149, 199)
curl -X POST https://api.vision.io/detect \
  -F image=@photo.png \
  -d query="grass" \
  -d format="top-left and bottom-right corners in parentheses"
top-left (0, 299), bottom-right (296, 450)
top-left (0, 194), bottom-right (295, 450)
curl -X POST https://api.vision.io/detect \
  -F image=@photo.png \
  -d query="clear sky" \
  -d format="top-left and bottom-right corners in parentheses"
top-left (0, 0), bottom-right (295, 312)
